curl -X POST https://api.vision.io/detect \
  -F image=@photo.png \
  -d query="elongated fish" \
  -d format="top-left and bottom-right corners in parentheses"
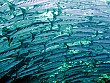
top-left (17, 0), bottom-right (52, 7)
top-left (0, 0), bottom-right (110, 83)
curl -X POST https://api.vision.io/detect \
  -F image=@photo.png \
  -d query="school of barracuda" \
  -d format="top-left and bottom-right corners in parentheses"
top-left (0, 0), bottom-right (110, 83)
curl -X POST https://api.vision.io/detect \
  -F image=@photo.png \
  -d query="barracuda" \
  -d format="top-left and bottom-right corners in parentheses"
top-left (0, 0), bottom-right (110, 83)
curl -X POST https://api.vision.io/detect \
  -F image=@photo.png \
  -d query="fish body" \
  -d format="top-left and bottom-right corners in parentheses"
top-left (17, 0), bottom-right (51, 7)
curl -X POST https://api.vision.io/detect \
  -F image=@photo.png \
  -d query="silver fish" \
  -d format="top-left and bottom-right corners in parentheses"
top-left (0, 50), bottom-right (15, 60)
top-left (96, 63), bottom-right (110, 67)
top-left (41, 61), bottom-right (63, 71)
top-left (36, 30), bottom-right (57, 37)
top-left (0, 60), bottom-right (22, 73)
top-left (25, 51), bottom-right (41, 58)
top-left (46, 34), bottom-right (69, 46)
top-left (72, 27), bottom-right (95, 33)
top-left (70, 32), bottom-right (94, 37)
top-left (17, 0), bottom-right (51, 7)
top-left (93, 39), bottom-right (110, 44)
top-left (18, 65), bottom-right (39, 76)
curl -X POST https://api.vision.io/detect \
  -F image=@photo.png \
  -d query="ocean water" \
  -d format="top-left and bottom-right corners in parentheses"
top-left (0, 0), bottom-right (110, 83)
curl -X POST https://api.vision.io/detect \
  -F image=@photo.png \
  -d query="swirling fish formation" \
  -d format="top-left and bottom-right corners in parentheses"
top-left (0, 0), bottom-right (110, 83)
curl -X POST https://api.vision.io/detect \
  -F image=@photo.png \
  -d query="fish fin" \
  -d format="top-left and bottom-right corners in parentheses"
top-left (30, 32), bottom-right (35, 42)
top-left (19, 7), bottom-right (26, 19)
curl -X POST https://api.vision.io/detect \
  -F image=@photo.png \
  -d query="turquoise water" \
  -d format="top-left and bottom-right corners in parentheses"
top-left (0, 0), bottom-right (110, 83)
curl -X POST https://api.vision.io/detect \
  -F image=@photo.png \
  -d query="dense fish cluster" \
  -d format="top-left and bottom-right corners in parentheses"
top-left (0, 0), bottom-right (110, 83)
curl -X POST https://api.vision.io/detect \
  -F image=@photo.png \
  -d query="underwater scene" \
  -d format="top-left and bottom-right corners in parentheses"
top-left (0, 0), bottom-right (110, 83)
